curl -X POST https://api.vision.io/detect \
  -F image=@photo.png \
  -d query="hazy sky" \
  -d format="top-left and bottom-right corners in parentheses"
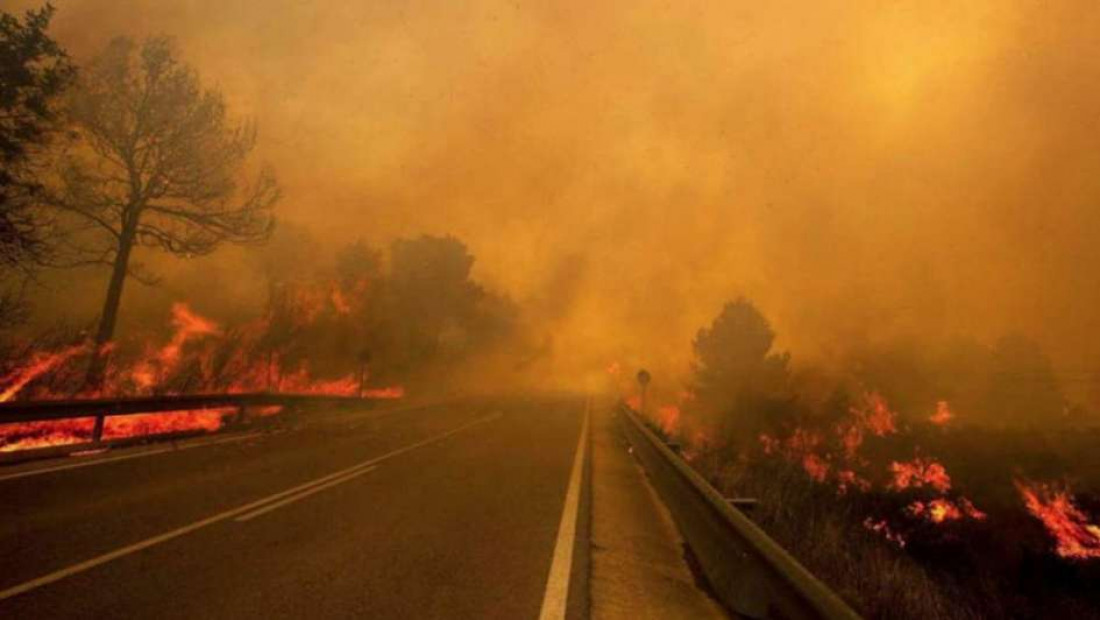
top-left (15, 1), bottom-right (1100, 390)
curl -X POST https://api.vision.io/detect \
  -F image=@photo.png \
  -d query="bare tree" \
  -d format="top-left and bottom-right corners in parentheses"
top-left (46, 37), bottom-right (278, 388)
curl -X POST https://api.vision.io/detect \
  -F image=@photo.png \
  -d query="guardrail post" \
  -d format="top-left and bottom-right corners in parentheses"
top-left (91, 413), bottom-right (105, 443)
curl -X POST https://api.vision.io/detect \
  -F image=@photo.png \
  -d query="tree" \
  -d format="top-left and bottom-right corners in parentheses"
top-left (691, 297), bottom-right (792, 440)
top-left (335, 239), bottom-right (382, 287)
top-left (46, 37), bottom-right (278, 387)
top-left (0, 3), bottom-right (73, 279)
top-left (381, 235), bottom-right (515, 378)
top-left (385, 235), bottom-right (478, 371)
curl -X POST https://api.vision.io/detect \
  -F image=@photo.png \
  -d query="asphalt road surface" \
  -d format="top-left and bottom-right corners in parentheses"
top-left (0, 396), bottom-right (590, 619)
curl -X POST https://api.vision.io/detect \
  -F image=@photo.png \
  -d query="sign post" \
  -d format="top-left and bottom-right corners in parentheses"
top-left (636, 368), bottom-right (651, 416)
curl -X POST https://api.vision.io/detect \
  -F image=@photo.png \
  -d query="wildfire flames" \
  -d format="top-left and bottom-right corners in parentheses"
top-left (0, 344), bottom-right (90, 403)
top-left (639, 388), bottom-right (1100, 566)
top-left (0, 296), bottom-right (403, 453)
top-left (130, 303), bottom-right (220, 391)
top-left (657, 405), bottom-right (681, 436)
top-left (1016, 480), bottom-right (1100, 560)
top-left (929, 400), bottom-right (953, 426)
top-left (889, 458), bottom-right (952, 493)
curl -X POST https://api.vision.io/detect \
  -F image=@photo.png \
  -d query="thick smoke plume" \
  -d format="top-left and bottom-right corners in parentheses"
top-left (12, 1), bottom-right (1100, 407)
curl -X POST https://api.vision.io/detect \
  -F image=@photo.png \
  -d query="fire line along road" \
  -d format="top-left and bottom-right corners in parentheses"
top-left (0, 396), bottom-right (588, 619)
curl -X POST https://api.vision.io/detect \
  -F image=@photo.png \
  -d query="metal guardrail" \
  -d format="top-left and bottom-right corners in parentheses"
top-left (0, 393), bottom-right (366, 424)
top-left (0, 393), bottom-right (370, 444)
top-left (618, 405), bottom-right (861, 620)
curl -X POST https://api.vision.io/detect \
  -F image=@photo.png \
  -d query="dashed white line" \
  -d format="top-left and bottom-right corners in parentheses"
top-left (234, 466), bottom-right (377, 522)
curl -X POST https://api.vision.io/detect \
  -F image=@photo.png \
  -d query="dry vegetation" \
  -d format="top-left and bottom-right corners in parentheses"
top-left (637, 297), bottom-right (1100, 619)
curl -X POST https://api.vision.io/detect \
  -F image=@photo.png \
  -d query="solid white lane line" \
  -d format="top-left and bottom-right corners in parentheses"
top-left (234, 466), bottom-right (377, 522)
top-left (0, 432), bottom-right (265, 483)
top-left (538, 397), bottom-right (591, 620)
top-left (0, 412), bottom-right (502, 602)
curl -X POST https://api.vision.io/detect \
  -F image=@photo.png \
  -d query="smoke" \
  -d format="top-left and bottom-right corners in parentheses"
top-left (14, 1), bottom-right (1100, 400)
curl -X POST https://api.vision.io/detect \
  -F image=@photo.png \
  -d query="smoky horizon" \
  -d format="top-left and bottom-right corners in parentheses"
top-left (5, 0), bottom-right (1097, 409)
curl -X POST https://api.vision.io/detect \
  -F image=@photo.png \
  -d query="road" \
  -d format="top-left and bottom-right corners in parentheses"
top-left (0, 396), bottom-right (590, 619)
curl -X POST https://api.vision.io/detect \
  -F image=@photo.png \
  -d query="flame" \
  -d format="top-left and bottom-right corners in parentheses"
top-left (837, 391), bottom-right (897, 458)
top-left (802, 453), bottom-right (830, 482)
top-left (102, 408), bottom-right (235, 440)
top-left (837, 469), bottom-right (872, 493)
top-left (657, 404), bottom-right (681, 435)
top-left (1016, 480), bottom-right (1100, 560)
top-left (330, 287), bottom-right (352, 315)
top-left (130, 303), bottom-right (220, 390)
top-left (0, 407), bottom-right (237, 452)
top-left (0, 285), bottom-right (406, 453)
top-left (889, 458), bottom-right (952, 493)
top-left (363, 385), bottom-right (405, 399)
top-left (908, 497), bottom-right (986, 523)
top-left (929, 400), bottom-right (953, 426)
top-left (0, 343), bottom-right (90, 402)
top-left (0, 418), bottom-right (96, 452)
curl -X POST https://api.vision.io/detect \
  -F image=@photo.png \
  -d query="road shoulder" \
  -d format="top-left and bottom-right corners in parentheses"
top-left (589, 400), bottom-right (727, 619)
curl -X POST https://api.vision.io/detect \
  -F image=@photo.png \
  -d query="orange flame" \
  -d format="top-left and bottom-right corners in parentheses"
top-left (102, 408), bottom-right (235, 440)
top-left (802, 453), bottom-right (830, 482)
top-left (889, 458), bottom-right (952, 493)
top-left (837, 391), bottom-right (897, 458)
top-left (929, 400), bottom-right (953, 426)
top-left (1016, 480), bottom-right (1100, 560)
top-left (363, 385), bottom-right (405, 399)
top-left (330, 287), bottom-right (352, 315)
top-left (130, 303), bottom-right (220, 390)
top-left (0, 286), bottom-right (408, 454)
top-left (908, 497), bottom-right (986, 523)
top-left (0, 343), bottom-right (90, 402)
top-left (0, 418), bottom-right (96, 452)
top-left (657, 404), bottom-right (681, 435)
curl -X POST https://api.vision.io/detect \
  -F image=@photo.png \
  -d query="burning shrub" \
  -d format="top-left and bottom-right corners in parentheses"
top-left (0, 233), bottom-right (521, 451)
top-left (638, 296), bottom-right (1100, 618)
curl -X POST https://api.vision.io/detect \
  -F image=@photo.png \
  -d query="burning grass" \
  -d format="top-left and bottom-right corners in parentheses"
top-left (621, 297), bottom-right (1100, 617)
top-left (0, 293), bottom-right (403, 452)
top-left (641, 393), bottom-right (1100, 618)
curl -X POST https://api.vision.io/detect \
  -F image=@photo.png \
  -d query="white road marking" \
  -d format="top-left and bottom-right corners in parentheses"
top-left (234, 466), bottom-right (377, 522)
top-left (538, 397), bottom-right (591, 620)
top-left (0, 432), bottom-right (264, 483)
top-left (0, 412), bottom-right (502, 602)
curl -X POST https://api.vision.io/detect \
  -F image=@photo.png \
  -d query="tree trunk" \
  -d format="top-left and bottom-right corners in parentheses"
top-left (85, 217), bottom-right (138, 441)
